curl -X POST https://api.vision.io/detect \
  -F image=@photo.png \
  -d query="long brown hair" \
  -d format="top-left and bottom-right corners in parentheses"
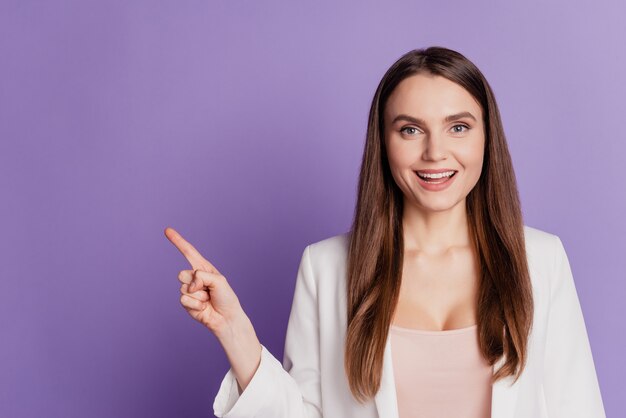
top-left (344, 46), bottom-right (534, 403)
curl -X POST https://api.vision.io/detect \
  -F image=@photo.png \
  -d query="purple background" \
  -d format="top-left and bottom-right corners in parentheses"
top-left (1, 1), bottom-right (623, 417)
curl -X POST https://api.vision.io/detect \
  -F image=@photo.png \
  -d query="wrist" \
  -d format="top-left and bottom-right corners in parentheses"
top-left (216, 313), bottom-right (260, 359)
top-left (216, 313), bottom-right (262, 392)
top-left (215, 312), bottom-right (253, 342)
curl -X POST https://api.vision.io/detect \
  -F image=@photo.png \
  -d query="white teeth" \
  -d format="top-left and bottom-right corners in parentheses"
top-left (417, 170), bottom-right (455, 179)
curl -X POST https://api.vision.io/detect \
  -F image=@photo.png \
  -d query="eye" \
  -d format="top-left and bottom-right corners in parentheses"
top-left (400, 126), bottom-right (420, 136)
top-left (451, 124), bottom-right (470, 133)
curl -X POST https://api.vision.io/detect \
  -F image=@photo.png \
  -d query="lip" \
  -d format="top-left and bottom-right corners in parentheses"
top-left (415, 168), bottom-right (458, 174)
top-left (414, 170), bottom-right (457, 191)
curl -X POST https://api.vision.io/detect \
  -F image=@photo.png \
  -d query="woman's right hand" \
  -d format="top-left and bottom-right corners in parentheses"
top-left (165, 226), bottom-right (262, 393)
top-left (164, 226), bottom-right (245, 335)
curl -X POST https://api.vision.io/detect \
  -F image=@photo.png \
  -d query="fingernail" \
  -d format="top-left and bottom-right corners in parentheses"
top-left (189, 281), bottom-right (195, 291)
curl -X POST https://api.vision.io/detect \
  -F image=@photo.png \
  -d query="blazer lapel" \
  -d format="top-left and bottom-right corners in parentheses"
top-left (490, 354), bottom-right (521, 418)
top-left (374, 335), bottom-right (399, 418)
top-left (375, 333), bottom-right (520, 418)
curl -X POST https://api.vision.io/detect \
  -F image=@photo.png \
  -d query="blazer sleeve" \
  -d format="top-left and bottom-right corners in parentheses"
top-left (213, 245), bottom-right (323, 418)
top-left (542, 235), bottom-right (606, 417)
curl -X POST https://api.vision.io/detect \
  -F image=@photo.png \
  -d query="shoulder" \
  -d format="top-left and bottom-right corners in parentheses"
top-left (306, 231), bottom-right (350, 265)
top-left (302, 226), bottom-right (561, 260)
top-left (523, 224), bottom-right (562, 261)
top-left (522, 224), bottom-right (567, 292)
top-left (523, 224), bottom-right (559, 249)
top-left (303, 226), bottom-right (559, 261)
top-left (298, 225), bottom-right (564, 283)
top-left (298, 231), bottom-right (351, 287)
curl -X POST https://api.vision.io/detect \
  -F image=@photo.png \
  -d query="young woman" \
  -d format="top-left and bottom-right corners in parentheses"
top-left (165, 46), bottom-right (606, 418)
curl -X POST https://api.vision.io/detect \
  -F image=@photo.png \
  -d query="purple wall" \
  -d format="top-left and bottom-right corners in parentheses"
top-left (1, 1), bottom-right (623, 417)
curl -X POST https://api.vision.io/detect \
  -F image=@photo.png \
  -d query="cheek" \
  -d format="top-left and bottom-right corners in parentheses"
top-left (387, 140), bottom-right (418, 168)
top-left (385, 142), bottom-right (416, 189)
top-left (466, 151), bottom-right (484, 171)
top-left (460, 152), bottom-right (485, 190)
top-left (459, 140), bottom-right (485, 171)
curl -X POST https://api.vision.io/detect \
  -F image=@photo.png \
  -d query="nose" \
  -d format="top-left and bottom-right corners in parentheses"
top-left (421, 132), bottom-right (447, 161)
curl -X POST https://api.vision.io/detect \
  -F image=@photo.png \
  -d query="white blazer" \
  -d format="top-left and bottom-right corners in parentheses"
top-left (213, 225), bottom-right (606, 417)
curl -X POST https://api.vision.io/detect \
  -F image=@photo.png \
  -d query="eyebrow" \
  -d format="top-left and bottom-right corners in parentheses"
top-left (391, 111), bottom-right (477, 125)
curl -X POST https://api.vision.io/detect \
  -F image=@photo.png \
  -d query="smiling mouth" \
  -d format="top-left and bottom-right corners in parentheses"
top-left (415, 171), bottom-right (457, 183)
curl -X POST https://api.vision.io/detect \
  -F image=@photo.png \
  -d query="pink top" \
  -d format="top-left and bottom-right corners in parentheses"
top-left (389, 323), bottom-right (493, 418)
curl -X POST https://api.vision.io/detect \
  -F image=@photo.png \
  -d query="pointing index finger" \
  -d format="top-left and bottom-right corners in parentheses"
top-left (164, 227), bottom-right (220, 274)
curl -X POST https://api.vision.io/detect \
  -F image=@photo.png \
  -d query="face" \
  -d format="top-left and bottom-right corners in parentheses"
top-left (383, 73), bottom-right (485, 213)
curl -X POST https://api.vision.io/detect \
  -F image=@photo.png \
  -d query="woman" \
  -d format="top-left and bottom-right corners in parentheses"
top-left (165, 46), bottom-right (606, 417)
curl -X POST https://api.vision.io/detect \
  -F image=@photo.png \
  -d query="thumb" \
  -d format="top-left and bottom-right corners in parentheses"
top-left (189, 269), bottom-right (220, 292)
top-left (189, 270), bottom-right (201, 292)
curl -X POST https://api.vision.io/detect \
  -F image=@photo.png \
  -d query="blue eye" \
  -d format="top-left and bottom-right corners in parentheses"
top-left (400, 124), bottom-right (470, 136)
top-left (400, 127), bottom-right (420, 135)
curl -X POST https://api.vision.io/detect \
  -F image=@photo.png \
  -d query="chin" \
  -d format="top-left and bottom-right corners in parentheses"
top-left (411, 195), bottom-right (466, 212)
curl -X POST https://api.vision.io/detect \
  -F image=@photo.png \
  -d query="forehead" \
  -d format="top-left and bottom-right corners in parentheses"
top-left (385, 73), bottom-right (482, 121)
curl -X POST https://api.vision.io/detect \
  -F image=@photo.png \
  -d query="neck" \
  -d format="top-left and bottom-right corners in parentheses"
top-left (401, 199), bottom-right (471, 255)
